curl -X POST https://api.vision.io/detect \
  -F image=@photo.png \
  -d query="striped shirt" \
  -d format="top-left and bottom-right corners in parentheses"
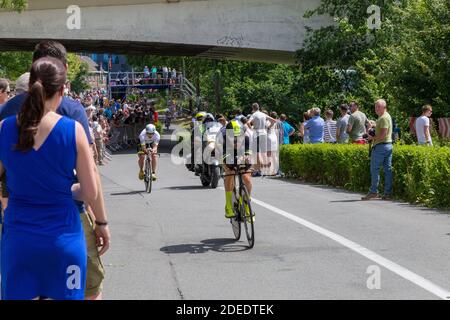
top-left (324, 120), bottom-right (337, 143)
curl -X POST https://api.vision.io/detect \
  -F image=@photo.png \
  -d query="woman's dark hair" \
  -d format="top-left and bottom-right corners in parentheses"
top-left (17, 57), bottom-right (66, 152)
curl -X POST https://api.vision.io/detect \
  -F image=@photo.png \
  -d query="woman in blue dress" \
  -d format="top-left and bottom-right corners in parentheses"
top-left (0, 57), bottom-right (98, 300)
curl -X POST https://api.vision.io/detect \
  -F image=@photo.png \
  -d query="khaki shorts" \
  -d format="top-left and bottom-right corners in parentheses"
top-left (81, 211), bottom-right (105, 297)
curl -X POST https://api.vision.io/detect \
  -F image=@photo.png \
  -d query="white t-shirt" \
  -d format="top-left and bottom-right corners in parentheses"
top-left (415, 116), bottom-right (431, 144)
top-left (139, 129), bottom-right (161, 145)
top-left (249, 111), bottom-right (267, 136)
top-left (92, 121), bottom-right (103, 140)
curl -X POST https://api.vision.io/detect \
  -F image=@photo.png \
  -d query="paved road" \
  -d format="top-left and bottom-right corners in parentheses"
top-left (100, 128), bottom-right (450, 300)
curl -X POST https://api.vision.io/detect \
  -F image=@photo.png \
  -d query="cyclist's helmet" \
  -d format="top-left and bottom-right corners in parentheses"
top-left (203, 113), bottom-right (215, 124)
top-left (195, 111), bottom-right (207, 121)
top-left (146, 124), bottom-right (156, 134)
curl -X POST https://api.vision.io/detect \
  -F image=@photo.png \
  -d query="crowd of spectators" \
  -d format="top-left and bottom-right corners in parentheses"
top-left (298, 102), bottom-right (395, 145)
top-left (70, 90), bottom-right (181, 163)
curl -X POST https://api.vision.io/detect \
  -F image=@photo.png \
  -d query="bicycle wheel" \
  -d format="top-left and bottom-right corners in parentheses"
top-left (144, 156), bottom-right (152, 193)
top-left (241, 185), bottom-right (254, 248)
top-left (230, 187), bottom-right (241, 240)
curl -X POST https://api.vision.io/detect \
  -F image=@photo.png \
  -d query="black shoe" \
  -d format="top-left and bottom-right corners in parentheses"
top-left (361, 193), bottom-right (381, 201)
top-left (382, 194), bottom-right (393, 200)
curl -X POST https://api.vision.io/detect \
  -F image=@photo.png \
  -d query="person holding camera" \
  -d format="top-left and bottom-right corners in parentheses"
top-left (347, 101), bottom-right (369, 144)
top-left (362, 99), bottom-right (393, 201)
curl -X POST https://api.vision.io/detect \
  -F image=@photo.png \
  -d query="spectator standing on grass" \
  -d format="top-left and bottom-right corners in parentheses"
top-left (269, 112), bottom-right (284, 146)
top-left (280, 114), bottom-right (295, 145)
top-left (415, 105), bottom-right (433, 146)
top-left (362, 99), bottom-right (393, 201)
top-left (304, 108), bottom-right (324, 144)
top-left (249, 103), bottom-right (276, 176)
top-left (323, 109), bottom-right (337, 143)
top-left (336, 104), bottom-right (350, 144)
top-left (347, 101), bottom-right (369, 144)
top-left (299, 111), bottom-right (311, 144)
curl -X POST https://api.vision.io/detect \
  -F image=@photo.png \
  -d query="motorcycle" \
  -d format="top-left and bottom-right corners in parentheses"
top-left (185, 124), bottom-right (222, 188)
top-left (199, 124), bottom-right (222, 189)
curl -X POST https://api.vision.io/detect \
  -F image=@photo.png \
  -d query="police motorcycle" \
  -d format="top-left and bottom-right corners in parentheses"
top-left (185, 113), bottom-right (222, 188)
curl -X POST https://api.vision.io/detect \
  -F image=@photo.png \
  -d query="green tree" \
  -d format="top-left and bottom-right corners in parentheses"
top-left (0, 51), bottom-right (32, 79)
top-left (296, 0), bottom-right (450, 125)
top-left (0, 0), bottom-right (27, 11)
top-left (67, 54), bottom-right (90, 93)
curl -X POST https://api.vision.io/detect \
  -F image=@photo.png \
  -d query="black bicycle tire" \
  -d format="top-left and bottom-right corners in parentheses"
top-left (145, 156), bottom-right (152, 193)
top-left (241, 185), bottom-right (255, 248)
top-left (231, 187), bottom-right (241, 240)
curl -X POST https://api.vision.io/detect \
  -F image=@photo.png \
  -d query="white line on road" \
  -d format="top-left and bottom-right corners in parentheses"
top-left (251, 197), bottom-right (450, 300)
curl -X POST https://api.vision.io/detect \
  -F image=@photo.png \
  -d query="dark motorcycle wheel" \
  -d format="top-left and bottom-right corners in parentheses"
top-left (210, 166), bottom-right (220, 189)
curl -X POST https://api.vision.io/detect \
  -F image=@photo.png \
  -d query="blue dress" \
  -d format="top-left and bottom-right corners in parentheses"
top-left (0, 116), bottom-right (86, 300)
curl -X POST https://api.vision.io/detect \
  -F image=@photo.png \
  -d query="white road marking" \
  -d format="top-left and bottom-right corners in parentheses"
top-left (251, 197), bottom-right (450, 300)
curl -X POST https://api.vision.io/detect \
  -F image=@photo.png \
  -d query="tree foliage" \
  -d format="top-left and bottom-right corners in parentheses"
top-left (67, 54), bottom-right (90, 94)
top-left (296, 0), bottom-right (450, 123)
top-left (0, 52), bottom-right (32, 79)
top-left (128, 0), bottom-right (449, 128)
top-left (0, 0), bottom-right (28, 12)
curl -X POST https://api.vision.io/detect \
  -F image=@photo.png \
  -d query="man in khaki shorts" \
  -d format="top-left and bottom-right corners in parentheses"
top-left (81, 205), bottom-right (107, 299)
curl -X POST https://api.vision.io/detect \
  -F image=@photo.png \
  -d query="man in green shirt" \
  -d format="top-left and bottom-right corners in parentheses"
top-left (362, 99), bottom-right (393, 200)
top-left (347, 101), bottom-right (369, 144)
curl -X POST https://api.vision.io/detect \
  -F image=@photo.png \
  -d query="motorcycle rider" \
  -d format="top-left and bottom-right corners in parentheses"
top-left (189, 112), bottom-right (207, 171)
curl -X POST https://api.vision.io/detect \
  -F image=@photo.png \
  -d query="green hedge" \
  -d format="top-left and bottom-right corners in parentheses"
top-left (280, 144), bottom-right (450, 210)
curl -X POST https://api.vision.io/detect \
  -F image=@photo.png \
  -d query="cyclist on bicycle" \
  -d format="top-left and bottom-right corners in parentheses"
top-left (219, 119), bottom-right (253, 219)
top-left (138, 124), bottom-right (160, 181)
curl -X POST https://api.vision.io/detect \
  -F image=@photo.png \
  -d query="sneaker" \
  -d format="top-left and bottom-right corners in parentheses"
top-left (382, 194), bottom-right (393, 200)
top-left (225, 206), bottom-right (235, 219)
top-left (139, 170), bottom-right (145, 180)
top-left (151, 173), bottom-right (157, 181)
top-left (361, 193), bottom-right (380, 201)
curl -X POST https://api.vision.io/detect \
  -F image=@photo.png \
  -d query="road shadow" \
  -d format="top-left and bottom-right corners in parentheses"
top-left (329, 200), bottom-right (362, 203)
top-left (160, 238), bottom-right (249, 254)
top-left (161, 185), bottom-right (207, 191)
top-left (110, 190), bottom-right (145, 196)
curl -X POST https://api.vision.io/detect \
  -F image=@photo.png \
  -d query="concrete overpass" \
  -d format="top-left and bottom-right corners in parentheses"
top-left (0, 0), bottom-right (330, 64)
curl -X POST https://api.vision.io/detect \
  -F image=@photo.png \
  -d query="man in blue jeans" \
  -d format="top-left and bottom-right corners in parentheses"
top-left (362, 99), bottom-right (393, 200)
